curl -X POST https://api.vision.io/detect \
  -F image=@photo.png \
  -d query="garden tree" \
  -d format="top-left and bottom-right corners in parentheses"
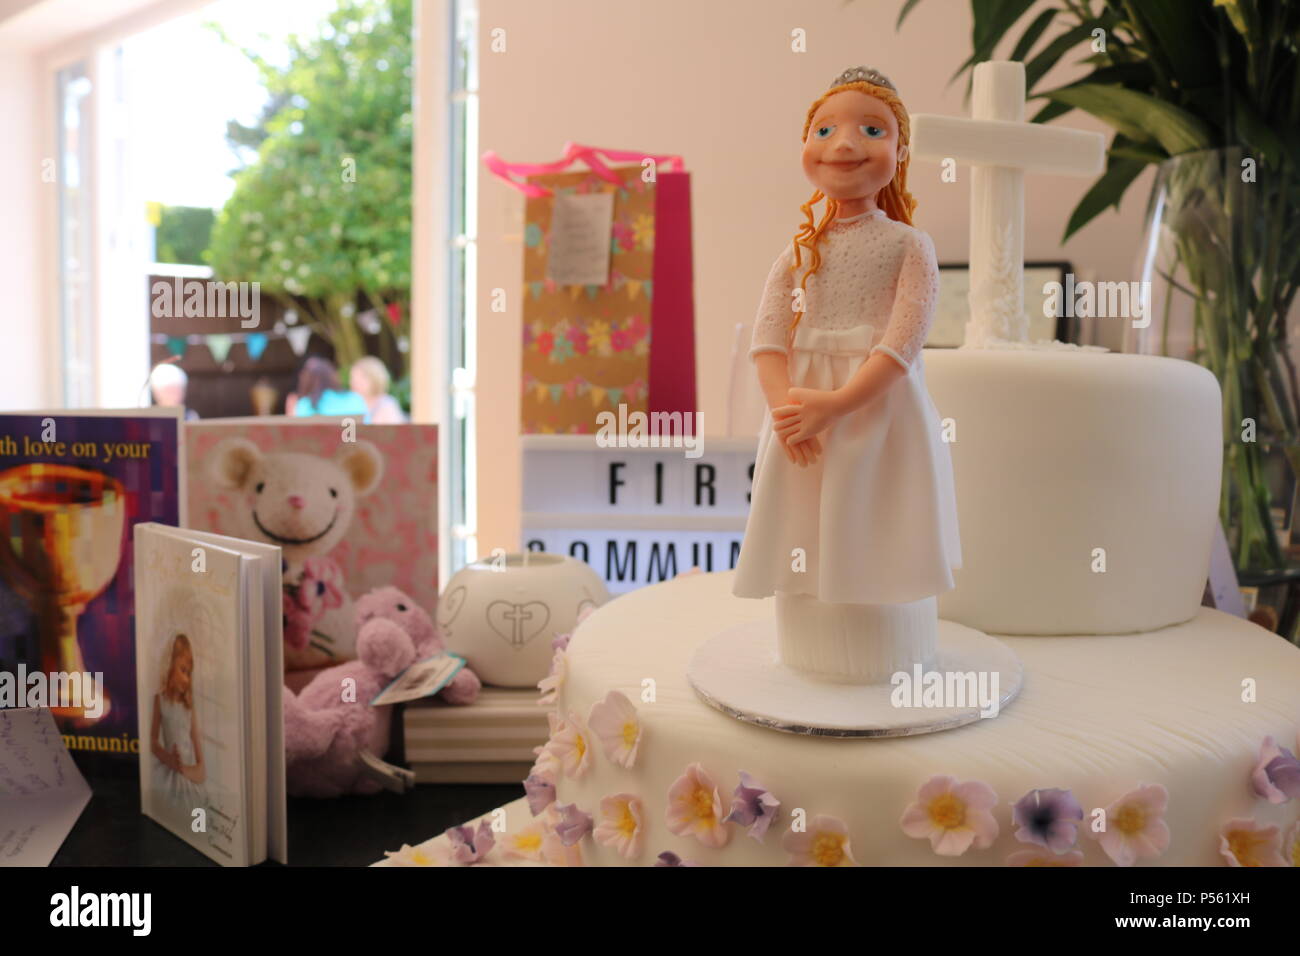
top-left (206, 0), bottom-right (412, 382)
top-left (155, 205), bottom-right (215, 265)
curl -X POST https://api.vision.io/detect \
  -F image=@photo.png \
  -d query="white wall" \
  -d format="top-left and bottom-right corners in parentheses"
top-left (0, 43), bottom-right (52, 409)
top-left (474, 0), bottom-right (1152, 555)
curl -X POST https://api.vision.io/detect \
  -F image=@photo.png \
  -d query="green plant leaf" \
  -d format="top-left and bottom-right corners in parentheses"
top-left (1233, 98), bottom-right (1287, 161)
top-left (1121, 0), bottom-right (1220, 97)
top-left (895, 0), bottom-right (925, 30)
top-left (1028, 59), bottom-right (1158, 125)
top-left (949, 0), bottom-right (1038, 85)
top-left (1024, 21), bottom-right (1099, 91)
top-left (1063, 153), bottom-right (1147, 240)
top-left (1010, 8), bottom-right (1056, 62)
top-left (1045, 84), bottom-right (1213, 155)
top-left (1030, 99), bottom-right (1074, 124)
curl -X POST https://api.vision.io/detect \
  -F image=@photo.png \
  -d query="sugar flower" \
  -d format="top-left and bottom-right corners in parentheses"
top-left (1219, 818), bottom-right (1286, 867)
top-left (549, 712), bottom-right (592, 778)
top-left (1006, 848), bottom-right (1085, 867)
top-left (587, 690), bottom-right (643, 767)
top-left (1250, 736), bottom-right (1300, 804)
top-left (665, 763), bottom-right (731, 849)
top-left (1012, 788), bottom-right (1084, 853)
top-left (551, 632), bottom-right (572, 654)
top-left (553, 803), bottom-right (594, 846)
top-left (594, 793), bottom-right (645, 860)
top-left (530, 741), bottom-right (560, 780)
top-left (523, 772), bottom-right (556, 816)
top-left (1091, 784), bottom-right (1170, 867)
top-left (498, 818), bottom-right (548, 862)
top-left (1283, 821), bottom-right (1300, 867)
top-left (383, 842), bottom-right (443, 867)
top-left (537, 649), bottom-right (568, 708)
top-left (783, 814), bottom-right (857, 867)
top-left (445, 820), bottom-right (495, 865)
top-left (724, 771), bottom-right (781, 842)
top-left (900, 775), bottom-right (999, 856)
top-left (654, 851), bottom-right (699, 867)
top-left (539, 806), bottom-right (584, 866)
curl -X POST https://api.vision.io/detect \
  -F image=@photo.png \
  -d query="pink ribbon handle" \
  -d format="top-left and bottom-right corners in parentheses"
top-left (482, 142), bottom-right (685, 197)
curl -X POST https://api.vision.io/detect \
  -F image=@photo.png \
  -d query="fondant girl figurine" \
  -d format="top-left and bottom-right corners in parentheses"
top-left (732, 67), bottom-right (961, 683)
top-left (150, 632), bottom-right (208, 811)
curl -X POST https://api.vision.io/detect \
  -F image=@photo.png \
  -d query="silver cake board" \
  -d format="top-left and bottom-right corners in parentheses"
top-left (687, 618), bottom-right (1023, 737)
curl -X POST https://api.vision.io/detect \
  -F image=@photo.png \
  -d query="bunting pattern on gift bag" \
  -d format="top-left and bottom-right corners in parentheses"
top-left (516, 165), bottom-right (660, 433)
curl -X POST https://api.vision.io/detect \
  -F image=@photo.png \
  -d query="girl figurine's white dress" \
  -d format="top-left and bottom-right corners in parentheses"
top-left (154, 694), bottom-right (208, 812)
top-left (732, 209), bottom-right (961, 606)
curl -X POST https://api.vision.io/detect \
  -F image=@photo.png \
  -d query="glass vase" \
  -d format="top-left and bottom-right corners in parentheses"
top-left (1136, 147), bottom-right (1300, 576)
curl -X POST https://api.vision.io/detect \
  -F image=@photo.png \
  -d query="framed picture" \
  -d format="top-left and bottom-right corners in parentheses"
top-left (929, 261), bottom-right (1074, 347)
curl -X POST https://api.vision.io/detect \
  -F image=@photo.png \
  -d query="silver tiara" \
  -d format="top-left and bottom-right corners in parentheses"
top-left (830, 66), bottom-right (896, 92)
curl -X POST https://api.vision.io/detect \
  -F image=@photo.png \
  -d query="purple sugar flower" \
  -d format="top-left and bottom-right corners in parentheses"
top-left (1265, 754), bottom-right (1300, 799)
top-left (654, 851), bottom-right (698, 867)
top-left (723, 771), bottom-right (781, 842)
top-left (1253, 737), bottom-right (1300, 803)
top-left (445, 820), bottom-right (495, 864)
top-left (523, 773), bottom-right (556, 816)
top-left (1012, 788), bottom-right (1083, 853)
top-left (553, 803), bottom-right (593, 846)
top-left (552, 632), bottom-right (572, 653)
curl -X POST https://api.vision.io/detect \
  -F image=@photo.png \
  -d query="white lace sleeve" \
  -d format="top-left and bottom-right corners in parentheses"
top-left (871, 229), bottom-right (938, 370)
top-left (749, 246), bottom-right (796, 359)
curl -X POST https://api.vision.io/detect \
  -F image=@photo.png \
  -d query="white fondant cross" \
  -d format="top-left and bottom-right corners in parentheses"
top-left (910, 61), bottom-right (1104, 346)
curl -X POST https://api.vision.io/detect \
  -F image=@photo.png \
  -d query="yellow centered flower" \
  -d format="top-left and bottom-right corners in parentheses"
top-left (928, 793), bottom-right (966, 829)
top-left (691, 786), bottom-right (715, 819)
top-left (1226, 829), bottom-right (1265, 866)
top-left (1114, 803), bottom-right (1146, 836)
top-left (812, 832), bottom-right (846, 866)
top-left (514, 831), bottom-right (543, 853)
top-left (409, 848), bottom-right (434, 865)
top-left (622, 721), bottom-right (639, 748)
top-left (574, 732), bottom-right (586, 761)
top-left (617, 805), bottom-right (638, 838)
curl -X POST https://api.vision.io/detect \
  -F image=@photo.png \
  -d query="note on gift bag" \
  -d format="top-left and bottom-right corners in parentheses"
top-left (545, 191), bottom-right (615, 286)
top-left (0, 708), bottom-right (93, 866)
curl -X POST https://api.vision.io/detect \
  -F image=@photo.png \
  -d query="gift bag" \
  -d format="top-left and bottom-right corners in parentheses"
top-left (485, 143), bottom-right (696, 434)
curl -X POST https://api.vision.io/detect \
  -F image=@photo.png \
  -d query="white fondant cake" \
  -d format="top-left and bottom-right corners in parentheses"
top-left (514, 352), bottom-right (1298, 868)
top-left (551, 570), bottom-right (1300, 866)
top-left (925, 350), bottom-right (1222, 635)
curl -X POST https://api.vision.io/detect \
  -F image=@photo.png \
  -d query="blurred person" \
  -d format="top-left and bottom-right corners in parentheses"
top-left (349, 356), bottom-right (406, 424)
top-left (290, 356), bottom-right (370, 421)
top-left (149, 362), bottom-right (199, 420)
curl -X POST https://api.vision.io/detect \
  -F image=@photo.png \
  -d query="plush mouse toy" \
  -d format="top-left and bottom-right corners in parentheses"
top-left (283, 586), bottom-right (482, 798)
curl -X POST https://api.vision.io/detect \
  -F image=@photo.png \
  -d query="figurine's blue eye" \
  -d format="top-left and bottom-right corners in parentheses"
top-left (861, 125), bottom-right (886, 139)
top-left (813, 125), bottom-right (835, 140)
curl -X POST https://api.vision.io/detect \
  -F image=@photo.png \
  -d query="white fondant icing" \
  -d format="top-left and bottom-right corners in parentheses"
top-left (924, 349), bottom-right (1222, 635)
top-left (556, 571), bottom-right (1300, 866)
top-left (774, 592), bottom-right (936, 684)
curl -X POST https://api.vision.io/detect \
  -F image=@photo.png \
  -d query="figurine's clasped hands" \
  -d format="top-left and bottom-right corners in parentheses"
top-left (772, 387), bottom-right (845, 446)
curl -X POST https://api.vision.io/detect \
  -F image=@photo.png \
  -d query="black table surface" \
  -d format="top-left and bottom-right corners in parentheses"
top-left (51, 765), bottom-right (522, 867)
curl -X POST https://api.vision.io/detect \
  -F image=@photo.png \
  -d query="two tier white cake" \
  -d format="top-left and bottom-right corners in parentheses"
top-left (384, 62), bottom-right (1300, 869)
